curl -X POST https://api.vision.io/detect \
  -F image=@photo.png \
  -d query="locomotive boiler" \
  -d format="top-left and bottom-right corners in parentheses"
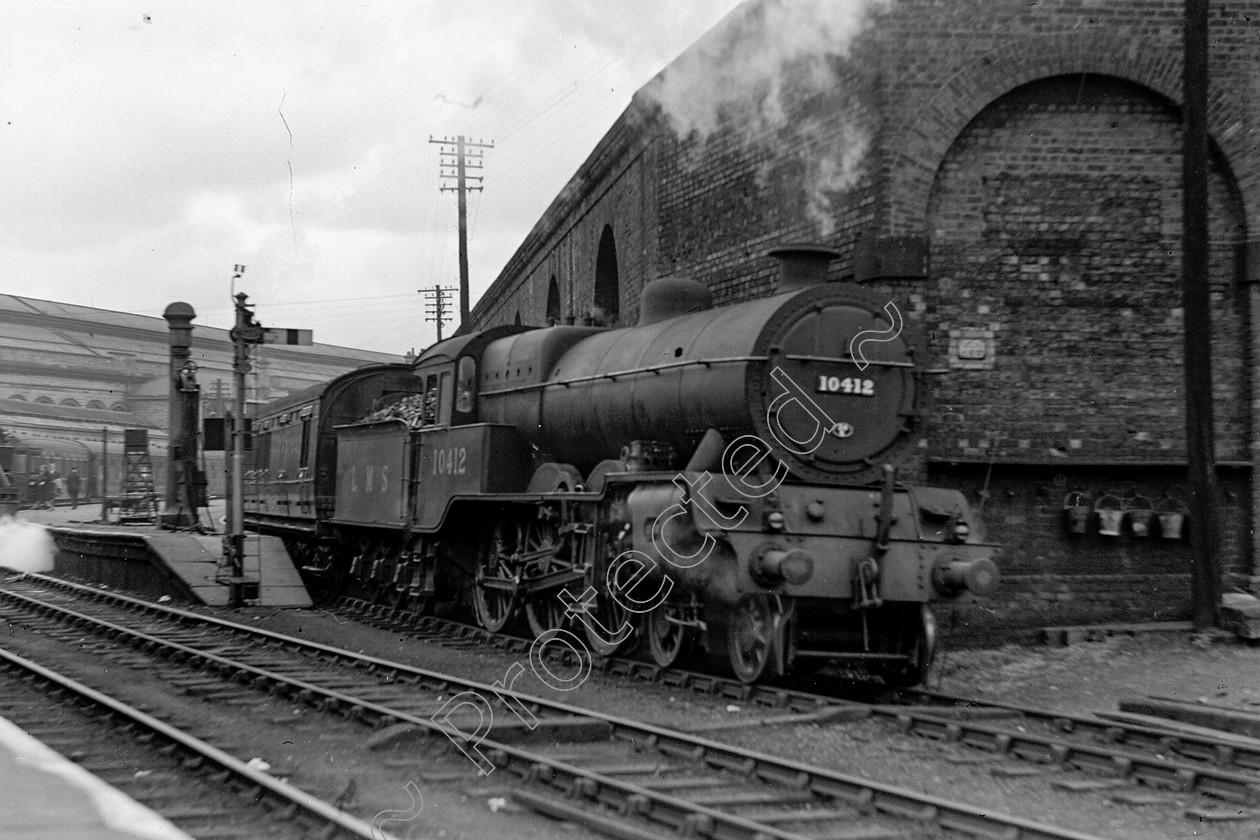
top-left (246, 244), bottom-right (999, 685)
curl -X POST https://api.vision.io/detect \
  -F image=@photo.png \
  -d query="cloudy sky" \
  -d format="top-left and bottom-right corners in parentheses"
top-left (2, 0), bottom-right (744, 354)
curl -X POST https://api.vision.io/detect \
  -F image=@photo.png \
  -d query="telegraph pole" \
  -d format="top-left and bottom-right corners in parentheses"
top-left (429, 135), bottom-right (493, 333)
top-left (421, 284), bottom-right (457, 342)
top-left (1181, 0), bottom-right (1223, 629)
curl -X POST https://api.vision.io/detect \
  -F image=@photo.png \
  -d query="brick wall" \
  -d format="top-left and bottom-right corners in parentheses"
top-left (472, 0), bottom-right (1260, 636)
top-left (878, 2), bottom-right (1260, 235)
top-left (930, 463), bottom-right (1252, 642)
top-left (926, 75), bottom-right (1248, 463)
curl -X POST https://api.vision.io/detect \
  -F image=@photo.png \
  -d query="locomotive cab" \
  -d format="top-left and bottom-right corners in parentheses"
top-left (327, 326), bottom-right (538, 536)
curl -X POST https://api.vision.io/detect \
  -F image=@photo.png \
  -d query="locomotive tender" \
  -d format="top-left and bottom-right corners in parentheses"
top-left (245, 245), bottom-right (999, 685)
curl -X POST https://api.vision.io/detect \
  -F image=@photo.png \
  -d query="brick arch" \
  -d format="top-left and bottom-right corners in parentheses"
top-left (886, 30), bottom-right (1255, 236)
top-left (545, 275), bottom-right (561, 325)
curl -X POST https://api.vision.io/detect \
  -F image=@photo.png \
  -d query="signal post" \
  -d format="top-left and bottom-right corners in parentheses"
top-left (223, 284), bottom-right (312, 606)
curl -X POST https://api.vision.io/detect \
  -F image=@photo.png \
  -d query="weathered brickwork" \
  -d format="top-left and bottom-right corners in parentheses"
top-left (476, 117), bottom-right (659, 329)
top-left (654, 39), bottom-right (886, 306)
top-left (473, 0), bottom-right (1260, 636)
top-left (934, 469), bottom-right (1254, 646)
top-left (927, 75), bottom-right (1248, 462)
top-left (940, 574), bottom-right (1195, 646)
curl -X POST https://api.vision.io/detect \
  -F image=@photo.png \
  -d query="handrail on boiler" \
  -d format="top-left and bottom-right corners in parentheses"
top-left (478, 354), bottom-right (912, 398)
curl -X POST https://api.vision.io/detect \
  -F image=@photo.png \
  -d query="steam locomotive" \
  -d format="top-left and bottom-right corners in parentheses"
top-left (244, 245), bottom-right (999, 685)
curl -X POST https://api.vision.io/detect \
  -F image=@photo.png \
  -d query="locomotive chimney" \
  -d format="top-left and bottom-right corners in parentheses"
top-left (768, 243), bottom-right (841, 293)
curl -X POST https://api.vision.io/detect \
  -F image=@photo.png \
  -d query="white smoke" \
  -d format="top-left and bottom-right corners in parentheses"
top-left (640, 0), bottom-right (890, 236)
top-left (0, 517), bottom-right (55, 574)
top-left (803, 120), bottom-right (870, 235)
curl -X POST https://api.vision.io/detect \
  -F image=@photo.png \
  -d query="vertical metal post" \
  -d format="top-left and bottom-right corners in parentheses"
top-left (100, 427), bottom-right (107, 523)
top-left (226, 292), bottom-right (254, 608)
top-left (224, 411), bottom-right (235, 535)
top-left (161, 303), bottom-right (196, 528)
top-left (1182, 0), bottom-right (1223, 629)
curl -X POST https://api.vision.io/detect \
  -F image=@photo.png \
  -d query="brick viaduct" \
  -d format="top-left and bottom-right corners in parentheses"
top-left (471, 0), bottom-right (1260, 637)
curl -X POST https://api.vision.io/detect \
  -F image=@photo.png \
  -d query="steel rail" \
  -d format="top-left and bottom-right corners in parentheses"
top-left (0, 645), bottom-right (391, 840)
top-left (13, 572), bottom-right (1260, 802)
top-left (0, 572), bottom-right (1103, 840)
top-left (334, 598), bottom-right (1260, 800)
top-left (3, 572), bottom-right (843, 715)
top-left (889, 710), bottom-right (1260, 804)
top-left (903, 688), bottom-right (1260, 774)
top-left (338, 597), bottom-right (855, 714)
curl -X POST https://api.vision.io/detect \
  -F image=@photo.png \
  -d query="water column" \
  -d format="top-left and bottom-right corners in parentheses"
top-left (161, 302), bottom-right (199, 528)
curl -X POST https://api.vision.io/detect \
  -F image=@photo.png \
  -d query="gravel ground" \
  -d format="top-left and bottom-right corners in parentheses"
top-left (231, 608), bottom-right (1260, 839)
top-left (10, 578), bottom-right (1260, 838)
top-left (934, 631), bottom-right (1260, 717)
top-left (12, 506), bottom-right (1260, 839)
top-left (0, 597), bottom-right (614, 840)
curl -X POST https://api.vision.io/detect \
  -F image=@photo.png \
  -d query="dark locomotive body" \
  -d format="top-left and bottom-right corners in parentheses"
top-left (246, 247), bottom-right (1000, 685)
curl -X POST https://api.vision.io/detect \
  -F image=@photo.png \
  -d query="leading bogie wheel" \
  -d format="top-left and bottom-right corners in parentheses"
top-left (726, 594), bottom-right (787, 684)
top-left (876, 604), bottom-right (938, 688)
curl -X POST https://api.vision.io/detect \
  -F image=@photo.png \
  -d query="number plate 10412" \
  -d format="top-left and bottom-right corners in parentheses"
top-left (816, 376), bottom-right (875, 397)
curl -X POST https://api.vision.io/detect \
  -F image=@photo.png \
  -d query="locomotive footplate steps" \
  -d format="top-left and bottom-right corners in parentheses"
top-left (48, 525), bottom-right (312, 606)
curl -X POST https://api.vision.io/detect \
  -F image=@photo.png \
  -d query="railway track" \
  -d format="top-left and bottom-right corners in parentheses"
top-left (333, 595), bottom-right (1260, 802)
top-left (0, 645), bottom-right (383, 840)
top-left (0, 568), bottom-right (1108, 840)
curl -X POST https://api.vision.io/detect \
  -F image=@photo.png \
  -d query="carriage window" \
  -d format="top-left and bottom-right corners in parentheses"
top-left (456, 357), bottom-right (476, 414)
top-left (299, 418), bottom-right (311, 468)
top-left (254, 430), bottom-right (271, 470)
top-left (422, 374), bottom-right (439, 425)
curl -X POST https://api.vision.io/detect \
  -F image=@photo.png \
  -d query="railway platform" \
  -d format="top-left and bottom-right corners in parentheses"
top-left (14, 502), bottom-right (312, 608)
top-left (0, 713), bottom-right (192, 840)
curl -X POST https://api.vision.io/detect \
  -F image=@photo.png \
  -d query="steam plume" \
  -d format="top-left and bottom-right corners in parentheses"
top-left (0, 517), bottom-right (56, 573)
top-left (640, 0), bottom-right (890, 236)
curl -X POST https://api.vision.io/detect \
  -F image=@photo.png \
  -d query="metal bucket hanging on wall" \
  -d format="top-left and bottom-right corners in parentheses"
top-left (1125, 494), bottom-right (1155, 538)
top-left (1095, 493), bottom-right (1124, 537)
top-left (1156, 496), bottom-right (1188, 540)
top-left (1063, 492), bottom-right (1090, 535)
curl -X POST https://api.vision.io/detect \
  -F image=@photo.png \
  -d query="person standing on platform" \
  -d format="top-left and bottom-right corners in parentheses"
top-left (48, 466), bottom-right (61, 508)
top-left (67, 467), bottom-right (81, 510)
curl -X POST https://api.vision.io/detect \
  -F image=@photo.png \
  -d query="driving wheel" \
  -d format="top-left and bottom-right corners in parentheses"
top-left (473, 521), bottom-right (521, 632)
top-left (522, 517), bottom-right (570, 639)
top-left (578, 588), bottom-right (635, 657)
